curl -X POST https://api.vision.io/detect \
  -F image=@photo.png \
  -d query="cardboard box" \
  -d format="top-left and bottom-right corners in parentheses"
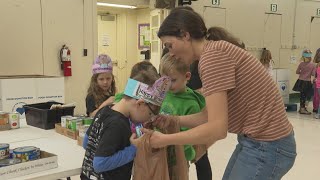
top-left (0, 124), bottom-right (11, 131)
top-left (0, 78), bottom-right (37, 117)
top-left (55, 123), bottom-right (78, 140)
top-left (0, 151), bottom-right (58, 179)
top-left (77, 136), bottom-right (84, 147)
top-left (0, 77), bottom-right (64, 118)
top-left (273, 69), bottom-right (290, 104)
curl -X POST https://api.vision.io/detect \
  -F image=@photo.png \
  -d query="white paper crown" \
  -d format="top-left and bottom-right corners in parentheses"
top-left (124, 76), bottom-right (171, 106)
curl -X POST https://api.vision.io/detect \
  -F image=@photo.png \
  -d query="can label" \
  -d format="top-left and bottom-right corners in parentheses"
top-left (61, 116), bottom-right (72, 128)
top-left (0, 144), bottom-right (10, 160)
top-left (71, 119), bottom-right (83, 131)
top-left (135, 124), bottom-right (144, 137)
top-left (79, 125), bottom-right (90, 138)
top-left (83, 117), bottom-right (93, 125)
top-left (67, 117), bottom-right (77, 129)
top-left (9, 112), bottom-right (20, 129)
top-left (13, 146), bottom-right (40, 162)
top-left (0, 112), bottom-right (9, 126)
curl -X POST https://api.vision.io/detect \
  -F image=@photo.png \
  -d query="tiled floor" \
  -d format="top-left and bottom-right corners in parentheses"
top-left (70, 111), bottom-right (320, 180)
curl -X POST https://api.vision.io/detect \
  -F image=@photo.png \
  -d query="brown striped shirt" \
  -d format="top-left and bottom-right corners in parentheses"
top-left (199, 41), bottom-right (292, 141)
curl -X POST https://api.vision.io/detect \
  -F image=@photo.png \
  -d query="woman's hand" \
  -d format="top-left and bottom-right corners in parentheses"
top-left (151, 115), bottom-right (178, 129)
top-left (141, 128), bottom-right (169, 148)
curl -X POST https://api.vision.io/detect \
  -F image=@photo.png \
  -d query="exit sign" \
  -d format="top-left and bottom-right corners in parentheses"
top-left (317, 8), bottom-right (320, 16)
top-left (271, 4), bottom-right (278, 12)
top-left (212, 0), bottom-right (220, 5)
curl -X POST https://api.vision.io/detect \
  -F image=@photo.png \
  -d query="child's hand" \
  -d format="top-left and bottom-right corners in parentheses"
top-left (130, 133), bottom-right (141, 147)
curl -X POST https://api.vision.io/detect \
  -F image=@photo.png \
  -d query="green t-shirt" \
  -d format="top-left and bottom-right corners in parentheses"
top-left (114, 92), bottom-right (124, 103)
top-left (160, 87), bottom-right (205, 161)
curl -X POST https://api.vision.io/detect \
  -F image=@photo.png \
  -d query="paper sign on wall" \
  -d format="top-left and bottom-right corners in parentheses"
top-left (102, 34), bottom-right (110, 46)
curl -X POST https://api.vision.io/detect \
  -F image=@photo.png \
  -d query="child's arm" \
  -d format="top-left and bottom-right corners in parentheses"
top-left (296, 63), bottom-right (302, 74)
top-left (93, 145), bottom-right (136, 172)
top-left (83, 123), bottom-right (94, 149)
top-left (83, 134), bottom-right (88, 149)
top-left (93, 123), bottom-right (136, 172)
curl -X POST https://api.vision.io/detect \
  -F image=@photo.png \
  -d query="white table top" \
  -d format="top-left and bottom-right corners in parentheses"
top-left (0, 120), bottom-right (85, 180)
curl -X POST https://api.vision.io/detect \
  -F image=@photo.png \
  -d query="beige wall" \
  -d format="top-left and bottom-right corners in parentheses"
top-left (0, 0), bottom-right (97, 115)
top-left (190, 0), bottom-right (320, 92)
top-left (137, 9), bottom-right (152, 61)
top-left (0, 0), bottom-right (44, 75)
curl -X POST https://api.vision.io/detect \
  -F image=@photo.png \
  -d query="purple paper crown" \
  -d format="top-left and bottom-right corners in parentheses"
top-left (124, 76), bottom-right (171, 106)
top-left (92, 54), bottom-right (113, 74)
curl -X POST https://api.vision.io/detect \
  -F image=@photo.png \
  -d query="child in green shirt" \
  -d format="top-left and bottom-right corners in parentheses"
top-left (159, 53), bottom-right (207, 175)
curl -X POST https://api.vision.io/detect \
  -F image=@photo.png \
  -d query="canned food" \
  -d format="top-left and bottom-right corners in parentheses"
top-left (78, 125), bottom-right (90, 138)
top-left (61, 115), bottom-right (72, 128)
top-left (135, 124), bottom-right (144, 137)
top-left (0, 112), bottom-right (9, 125)
top-left (83, 117), bottom-right (93, 125)
top-left (0, 144), bottom-right (10, 160)
top-left (71, 119), bottom-right (83, 131)
top-left (0, 158), bottom-right (22, 167)
top-left (13, 146), bottom-right (40, 162)
top-left (66, 117), bottom-right (77, 129)
top-left (9, 112), bottom-right (20, 129)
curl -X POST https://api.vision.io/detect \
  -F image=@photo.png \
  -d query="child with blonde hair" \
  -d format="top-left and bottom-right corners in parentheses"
top-left (160, 53), bottom-right (207, 179)
top-left (260, 48), bottom-right (274, 77)
top-left (293, 49), bottom-right (316, 114)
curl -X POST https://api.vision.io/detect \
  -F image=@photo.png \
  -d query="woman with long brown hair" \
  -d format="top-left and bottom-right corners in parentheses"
top-left (142, 7), bottom-right (296, 180)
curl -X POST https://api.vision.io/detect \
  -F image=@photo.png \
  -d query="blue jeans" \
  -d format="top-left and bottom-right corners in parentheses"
top-left (222, 131), bottom-right (296, 180)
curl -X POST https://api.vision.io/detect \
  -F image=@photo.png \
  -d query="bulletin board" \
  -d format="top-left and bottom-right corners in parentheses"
top-left (138, 23), bottom-right (151, 49)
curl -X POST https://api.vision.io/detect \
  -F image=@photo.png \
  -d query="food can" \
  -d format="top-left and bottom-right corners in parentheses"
top-left (0, 158), bottom-right (22, 167)
top-left (9, 112), bottom-right (20, 129)
top-left (61, 115), bottom-right (72, 128)
top-left (71, 119), bottom-right (83, 131)
top-left (78, 125), bottom-right (90, 138)
top-left (0, 144), bottom-right (10, 160)
top-left (0, 112), bottom-right (9, 126)
top-left (13, 146), bottom-right (40, 162)
top-left (135, 124), bottom-right (144, 137)
top-left (83, 117), bottom-right (93, 125)
top-left (66, 117), bottom-right (76, 129)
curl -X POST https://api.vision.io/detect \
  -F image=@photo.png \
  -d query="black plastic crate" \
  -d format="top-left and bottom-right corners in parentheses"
top-left (24, 102), bottom-right (75, 130)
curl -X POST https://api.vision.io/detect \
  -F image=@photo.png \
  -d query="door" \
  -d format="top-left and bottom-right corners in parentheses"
top-left (98, 14), bottom-right (122, 89)
top-left (150, 9), bottom-right (165, 71)
top-left (263, 14), bottom-right (282, 68)
top-left (203, 7), bottom-right (226, 28)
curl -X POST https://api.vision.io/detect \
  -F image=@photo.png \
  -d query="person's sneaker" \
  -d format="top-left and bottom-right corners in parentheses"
top-left (299, 108), bottom-right (312, 115)
top-left (314, 114), bottom-right (320, 119)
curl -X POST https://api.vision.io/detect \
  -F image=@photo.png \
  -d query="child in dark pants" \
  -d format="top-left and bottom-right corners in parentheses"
top-left (187, 60), bottom-right (212, 180)
top-left (293, 49), bottom-right (316, 114)
top-left (81, 72), bottom-right (165, 180)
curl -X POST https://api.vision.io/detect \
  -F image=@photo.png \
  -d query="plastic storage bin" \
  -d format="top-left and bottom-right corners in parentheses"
top-left (24, 102), bottom-right (75, 130)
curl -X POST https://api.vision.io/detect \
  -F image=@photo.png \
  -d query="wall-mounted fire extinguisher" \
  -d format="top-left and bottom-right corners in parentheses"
top-left (60, 45), bottom-right (72, 76)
